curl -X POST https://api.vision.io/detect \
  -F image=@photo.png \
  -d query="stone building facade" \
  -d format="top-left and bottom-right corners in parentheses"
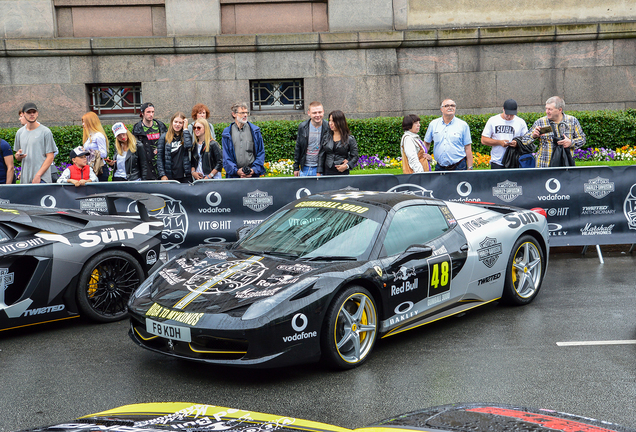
top-left (0, 0), bottom-right (635, 127)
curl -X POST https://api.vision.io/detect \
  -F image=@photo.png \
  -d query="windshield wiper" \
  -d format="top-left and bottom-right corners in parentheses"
top-left (260, 250), bottom-right (300, 259)
top-left (300, 255), bottom-right (357, 262)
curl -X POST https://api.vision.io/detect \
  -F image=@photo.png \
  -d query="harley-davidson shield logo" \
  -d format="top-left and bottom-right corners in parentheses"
top-left (243, 190), bottom-right (274, 212)
top-left (584, 177), bottom-right (615, 199)
top-left (492, 180), bottom-right (522, 203)
top-left (478, 237), bottom-right (503, 268)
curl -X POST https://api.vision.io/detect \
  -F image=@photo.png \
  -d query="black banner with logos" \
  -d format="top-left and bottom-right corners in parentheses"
top-left (1, 166), bottom-right (634, 253)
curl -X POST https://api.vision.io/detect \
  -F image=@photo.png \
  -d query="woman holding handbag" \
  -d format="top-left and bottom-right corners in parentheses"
top-left (191, 119), bottom-right (223, 180)
top-left (105, 122), bottom-right (145, 181)
top-left (81, 111), bottom-right (110, 182)
top-left (157, 112), bottom-right (193, 183)
top-left (317, 110), bottom-right (358, 176)
top-left (400, 114), bottom-right (431, 173)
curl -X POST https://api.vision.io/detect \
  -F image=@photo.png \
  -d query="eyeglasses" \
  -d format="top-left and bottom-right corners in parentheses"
top-left (442, 104), bottom-right (456, 108)
top-left (237, 111), bottom-right (249, 115)
top-left (193, 126), bottom-right (204, 131)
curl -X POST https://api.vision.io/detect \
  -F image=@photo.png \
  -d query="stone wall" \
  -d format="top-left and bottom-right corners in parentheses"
top-left (1, 23), bottom-right (635, 127)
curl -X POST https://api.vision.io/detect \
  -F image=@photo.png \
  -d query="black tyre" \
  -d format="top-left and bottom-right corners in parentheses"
top-left (76, 250), bottom-right (145, 322)
top-left (501, 235), bottom-right (544, 306)
top-left (321, 285), bottom-right (378, 369)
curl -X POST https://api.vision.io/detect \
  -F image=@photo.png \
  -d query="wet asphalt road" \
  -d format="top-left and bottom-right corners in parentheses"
top-left (1, 248), bottom-right (635, 431)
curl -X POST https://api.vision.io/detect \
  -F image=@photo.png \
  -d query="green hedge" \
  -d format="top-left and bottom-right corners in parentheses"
top-left (2, 109), bottom-right (635, 168)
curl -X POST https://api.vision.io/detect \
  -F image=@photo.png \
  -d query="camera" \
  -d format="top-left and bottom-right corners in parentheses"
top-left (241, 166), bottom-right (252, 175)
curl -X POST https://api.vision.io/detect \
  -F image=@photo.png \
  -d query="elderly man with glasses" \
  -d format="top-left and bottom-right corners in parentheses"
top-left (423, 99), bottom-right (474, 171)
top-left (221, 102), bottom-right (265, 178)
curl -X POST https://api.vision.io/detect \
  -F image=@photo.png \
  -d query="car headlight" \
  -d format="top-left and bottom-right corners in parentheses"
top-left (242, 277), bottom-right (318, 321)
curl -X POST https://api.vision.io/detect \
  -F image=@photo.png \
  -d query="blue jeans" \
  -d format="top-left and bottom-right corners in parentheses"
top-left (300, 166), bottom-right (318, 176)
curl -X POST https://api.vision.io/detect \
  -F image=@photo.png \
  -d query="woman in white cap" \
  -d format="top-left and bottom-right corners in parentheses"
top-left (105, 122), bottom-right (146, 181)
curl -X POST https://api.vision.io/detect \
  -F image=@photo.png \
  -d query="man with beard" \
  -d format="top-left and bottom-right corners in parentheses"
top-left (221, 102), bottom-right (265, 178)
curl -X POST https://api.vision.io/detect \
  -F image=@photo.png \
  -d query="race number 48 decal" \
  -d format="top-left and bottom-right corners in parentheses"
top-left (427, 255), bottom-right (452, 305)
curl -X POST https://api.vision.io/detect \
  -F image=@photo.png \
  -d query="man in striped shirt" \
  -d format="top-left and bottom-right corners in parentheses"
top-left (521, 96), bottom-right (586, 167)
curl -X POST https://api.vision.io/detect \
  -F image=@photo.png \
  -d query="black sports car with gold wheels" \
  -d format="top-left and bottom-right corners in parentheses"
top-left (128, 191), bottom-right (548, 369)
top-left (0, 193), bottom-right (165, 332)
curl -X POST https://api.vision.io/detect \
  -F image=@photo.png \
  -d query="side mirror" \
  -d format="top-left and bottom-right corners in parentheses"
top-left (236, 225), bottom-right (253, 240)
top-left (394, 244), bottom-right (433, 267)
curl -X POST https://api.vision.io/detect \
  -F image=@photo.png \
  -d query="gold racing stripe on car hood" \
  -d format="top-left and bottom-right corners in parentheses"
top-left (173, 255), bottom-right (264, 310)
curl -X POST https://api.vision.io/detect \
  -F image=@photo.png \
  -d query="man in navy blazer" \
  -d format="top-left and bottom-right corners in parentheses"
top-left (293, 101), bottom-right (329, 177)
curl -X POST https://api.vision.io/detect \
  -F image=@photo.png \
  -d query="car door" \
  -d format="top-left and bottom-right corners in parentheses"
top-left (376, 204), bottom-right (466, 333)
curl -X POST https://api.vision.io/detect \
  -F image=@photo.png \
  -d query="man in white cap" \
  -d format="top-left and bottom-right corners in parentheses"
top-left (13, 102), bottom-right (58, 183)
top-left (57, 146), bottom-right (98, 186)
top-left (481, 99), bottom-right (528, 169)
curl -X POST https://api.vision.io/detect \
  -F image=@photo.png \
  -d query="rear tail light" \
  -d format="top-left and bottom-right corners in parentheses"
top-left (530, 207), bottom-right (547, 218)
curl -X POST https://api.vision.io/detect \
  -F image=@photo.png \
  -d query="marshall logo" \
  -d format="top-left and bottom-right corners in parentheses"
top-left (477, 237), bottom-right (502, 268)
top-left (580, 223), bottom-right (615, 236)
top-left (584, 177), bottom-right (615, 199)
top-left (492, 180), bottom-right (522, 203)
top-left (243, 190), bottom-right (274, 212)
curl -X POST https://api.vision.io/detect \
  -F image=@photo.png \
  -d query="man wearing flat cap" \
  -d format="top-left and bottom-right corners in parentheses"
top-left (481, 99), bottom-right (528, 169)
top-left (13, 102), bottom-right (58, 183)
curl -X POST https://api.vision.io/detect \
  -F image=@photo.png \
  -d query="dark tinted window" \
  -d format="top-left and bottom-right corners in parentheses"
top-left (382, 205), bottom-right (449, 256)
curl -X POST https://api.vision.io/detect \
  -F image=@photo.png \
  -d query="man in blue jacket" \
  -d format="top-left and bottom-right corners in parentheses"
top-left (222, 102), bottom-right (265, 178)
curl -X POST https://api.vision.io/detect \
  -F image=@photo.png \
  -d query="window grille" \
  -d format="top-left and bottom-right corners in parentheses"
top-left (88, 84), bottom-right (142, 115)
top-left (250, 79), bottom-right (304, 111)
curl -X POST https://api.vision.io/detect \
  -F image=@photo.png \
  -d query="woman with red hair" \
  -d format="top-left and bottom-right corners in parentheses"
top-left (187, 103), bottom-right (216, 141)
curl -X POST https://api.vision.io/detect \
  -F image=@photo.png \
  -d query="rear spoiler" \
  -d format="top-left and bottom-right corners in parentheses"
top-left (77, 192), bottom-right (165, 222)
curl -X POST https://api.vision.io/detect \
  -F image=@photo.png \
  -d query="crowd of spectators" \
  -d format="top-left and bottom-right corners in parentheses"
top-left (1, 95), bottom-right (586, 185)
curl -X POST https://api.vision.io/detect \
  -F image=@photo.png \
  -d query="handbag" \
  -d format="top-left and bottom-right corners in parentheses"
top-left (87, 149), bottom-right (104, 176)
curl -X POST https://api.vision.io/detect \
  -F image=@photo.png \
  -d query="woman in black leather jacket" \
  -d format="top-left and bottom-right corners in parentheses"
top-left (105, 122), bottom-right (145, 181)
top-left (157, 112), bottom-right (193, 183)
top-left (317, 110), bottom-right (358, 176)
top-left (191, 119), bottom-right (223, 180)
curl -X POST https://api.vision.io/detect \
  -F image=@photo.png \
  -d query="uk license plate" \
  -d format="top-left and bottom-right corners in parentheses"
top-left (146, 318), bottom-right (191, 342)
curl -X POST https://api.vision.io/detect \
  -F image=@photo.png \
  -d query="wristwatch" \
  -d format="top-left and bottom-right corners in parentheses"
top-left (467, 166), bottom-right (473, 170)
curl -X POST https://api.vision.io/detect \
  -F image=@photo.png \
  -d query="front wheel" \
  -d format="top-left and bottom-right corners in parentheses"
top-left (321, 286), bottom-right (378, 370)
top-left (76, 250), bottom-right (145, 322)
top-left (501, 235), bottom-right (544, 305)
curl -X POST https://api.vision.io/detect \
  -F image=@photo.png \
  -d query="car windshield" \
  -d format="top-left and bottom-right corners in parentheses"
top-left (237, 206), bottom-right (382, 259)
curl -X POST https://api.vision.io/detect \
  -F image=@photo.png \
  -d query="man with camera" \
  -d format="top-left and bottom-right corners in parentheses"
top-left (521, 96), bottom-right (586, 167)
top-left (221, 102), bottom-right (265, 178)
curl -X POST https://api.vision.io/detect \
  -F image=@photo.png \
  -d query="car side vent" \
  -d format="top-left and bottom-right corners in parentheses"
top-left (289, 284), bottom-right (317, 301)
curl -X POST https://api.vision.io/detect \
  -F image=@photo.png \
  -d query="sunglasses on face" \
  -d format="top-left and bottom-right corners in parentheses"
top-left (194, 126), bottom-right (204, 131)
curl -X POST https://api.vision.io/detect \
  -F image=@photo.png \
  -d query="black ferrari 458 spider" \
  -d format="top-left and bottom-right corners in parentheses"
top-left (129, 190), bottom-right (549, 369)
top-left (0, 192), bottom-right (165, 332)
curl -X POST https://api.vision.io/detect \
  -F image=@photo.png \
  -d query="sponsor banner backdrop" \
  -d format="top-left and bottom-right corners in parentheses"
top-left (0, 167), bottom-right (634, 249)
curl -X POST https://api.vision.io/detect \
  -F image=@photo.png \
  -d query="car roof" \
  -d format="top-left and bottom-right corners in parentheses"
top-left (309, 191), bottom-right (443, 210)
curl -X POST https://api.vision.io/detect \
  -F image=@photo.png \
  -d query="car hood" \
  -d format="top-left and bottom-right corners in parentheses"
top-left (143, 245), bottom-right (339, 315)
top-left (19, 402), bottom-right (636, 432)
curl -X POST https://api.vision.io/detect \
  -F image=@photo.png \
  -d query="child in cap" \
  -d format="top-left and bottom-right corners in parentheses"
top-left (57, 146), bottom-right (99, 186)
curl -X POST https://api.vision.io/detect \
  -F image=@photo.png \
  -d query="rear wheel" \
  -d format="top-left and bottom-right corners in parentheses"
top-left (501, 235), bottom-right (544, 305)
top-left (76, 250), bottom-right (145, 322)
top-left (321, 286), bottom-right (378, 369)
